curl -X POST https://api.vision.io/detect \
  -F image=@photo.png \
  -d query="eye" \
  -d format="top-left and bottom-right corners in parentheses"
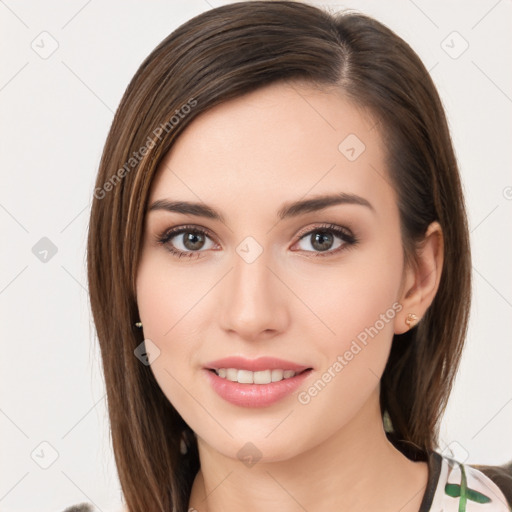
top-left (155, 225), bottom-right (217, 259)
top-left (292, 223), bottom-right (358, 257)
top-left (155, 222), bottom-right (358, 260)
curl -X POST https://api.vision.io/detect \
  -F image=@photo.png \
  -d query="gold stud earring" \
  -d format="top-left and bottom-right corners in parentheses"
top-left (405, 313), bottom-right (418, 328)
top-left (135, 321), bottom-right (143, 328)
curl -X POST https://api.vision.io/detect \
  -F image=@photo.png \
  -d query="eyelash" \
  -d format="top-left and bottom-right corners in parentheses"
top-left (154, 223), bottom-right (359, 260)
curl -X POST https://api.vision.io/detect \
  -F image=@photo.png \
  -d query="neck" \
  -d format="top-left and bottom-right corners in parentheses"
top-left (188, 390), bottom-right (429, 512)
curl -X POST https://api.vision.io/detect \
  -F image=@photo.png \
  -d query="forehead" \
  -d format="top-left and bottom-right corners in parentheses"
top-left (149, 81), bottom-right (396, 218)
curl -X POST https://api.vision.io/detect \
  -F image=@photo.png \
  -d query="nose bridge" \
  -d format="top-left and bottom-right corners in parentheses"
top-left (219, 236), bottom-right (287, 338)
top-left (231, 240), bottom-right (274, 306)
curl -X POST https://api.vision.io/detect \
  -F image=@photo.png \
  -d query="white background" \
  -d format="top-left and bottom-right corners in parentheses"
top-left (0, 1), bottom-right (511, 511)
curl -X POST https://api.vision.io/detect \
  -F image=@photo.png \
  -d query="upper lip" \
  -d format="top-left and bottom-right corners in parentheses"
top-left (204, 356), bottom-right (312, 372)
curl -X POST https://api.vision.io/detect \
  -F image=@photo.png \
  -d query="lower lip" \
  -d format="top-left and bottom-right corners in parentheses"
top-left (203, 368), bottom-right (313, 407)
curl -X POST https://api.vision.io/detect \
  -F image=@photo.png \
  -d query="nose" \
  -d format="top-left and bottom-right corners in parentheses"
top-left (218, 246), bottom-right (289, 342)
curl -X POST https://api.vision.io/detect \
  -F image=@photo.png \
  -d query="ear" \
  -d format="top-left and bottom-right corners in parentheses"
top-left (394, 221), bottom-right (444, 335)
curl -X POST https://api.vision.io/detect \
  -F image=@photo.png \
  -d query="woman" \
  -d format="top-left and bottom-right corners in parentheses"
top-left (79, 1), bottom-right (511, 511)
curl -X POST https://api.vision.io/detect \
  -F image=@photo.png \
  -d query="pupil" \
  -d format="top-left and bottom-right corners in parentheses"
top-left (184, 232), bottom-right (204, 250)
top-left (313, 231), bottom-right (332, 251)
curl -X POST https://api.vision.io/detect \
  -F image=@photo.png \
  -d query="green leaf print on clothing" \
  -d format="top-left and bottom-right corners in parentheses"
top-left (444, 464), bottom-right (492, 511)
top-left (445, 484), bottom-right (492, 503)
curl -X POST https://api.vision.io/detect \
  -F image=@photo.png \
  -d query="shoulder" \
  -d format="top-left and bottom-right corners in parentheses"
top-left (61, 505), bottom-right (96, 512)
top-left (471, 460), bottom-right (512, 510)
top-left (61, 503), bottom-right (127, 512)
top-left (428, 452), bottom-right (512, 511)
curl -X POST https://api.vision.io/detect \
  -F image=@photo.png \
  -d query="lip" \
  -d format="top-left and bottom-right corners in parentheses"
top-left (203, 367), bottom-right (313, 408)
top-left (204, 356), bottom-right (312, 373)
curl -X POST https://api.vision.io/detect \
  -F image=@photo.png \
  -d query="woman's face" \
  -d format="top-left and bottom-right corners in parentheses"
top-left (136, 81), bottom-right (411, 461)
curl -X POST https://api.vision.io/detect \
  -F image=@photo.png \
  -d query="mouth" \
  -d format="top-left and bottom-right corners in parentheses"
top-left (204, 356), bottom-right (313, 382)
top-left (203, 364), bottom-right (314, 408)
top-left (207, 367), bottom-right (313, 384)
top-left (203, 356), bottom-right (314, 406)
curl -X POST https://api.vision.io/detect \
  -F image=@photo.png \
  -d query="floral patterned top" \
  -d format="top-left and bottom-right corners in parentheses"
top-left (62, 451), bottom-right (511, 512)
top-left (418, 451), bottom-right (511, 511)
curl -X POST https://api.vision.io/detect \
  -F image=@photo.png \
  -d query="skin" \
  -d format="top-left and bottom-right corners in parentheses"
top-left (135, 80), bottom-right (444, 512)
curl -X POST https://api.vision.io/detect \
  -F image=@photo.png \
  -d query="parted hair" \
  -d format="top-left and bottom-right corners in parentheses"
top-left (86, 2), bottom-right (472, 510)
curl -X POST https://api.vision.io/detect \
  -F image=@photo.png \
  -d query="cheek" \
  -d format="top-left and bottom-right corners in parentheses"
top-left (300, 239), bottom-right (401, 327)
top-left (136, 249), bottom-right (211, 340)
top-left (294, 235), bottom-right (403, 377)
top-left (293, 266), bottom-right (401, 430)
top-left (135, 254), bottom-right (196, 396)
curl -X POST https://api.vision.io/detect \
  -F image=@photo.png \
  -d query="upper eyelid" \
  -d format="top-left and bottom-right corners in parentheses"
top-left (295, 223), bottom-right (353, 239)
top-left (160, 224), bottom-right (216, 242)
top-left (159, 223), bottom-right (354, 245)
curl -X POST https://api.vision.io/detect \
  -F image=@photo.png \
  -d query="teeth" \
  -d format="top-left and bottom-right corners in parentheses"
top-left (272, 369), bottom-right (283, 382)
top-left (214, 368), bottom-right (298, 384)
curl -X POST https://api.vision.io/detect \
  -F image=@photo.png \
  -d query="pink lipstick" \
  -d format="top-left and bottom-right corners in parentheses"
top-left (203, 356), bottom-right (313, 407)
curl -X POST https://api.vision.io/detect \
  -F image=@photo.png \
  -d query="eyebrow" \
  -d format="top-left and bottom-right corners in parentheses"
top-left (147, 192), bottom-right (375, 223)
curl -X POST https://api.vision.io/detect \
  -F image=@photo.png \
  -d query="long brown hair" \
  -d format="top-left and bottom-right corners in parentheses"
top-left (86, 1), bottom-right (471, 510)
